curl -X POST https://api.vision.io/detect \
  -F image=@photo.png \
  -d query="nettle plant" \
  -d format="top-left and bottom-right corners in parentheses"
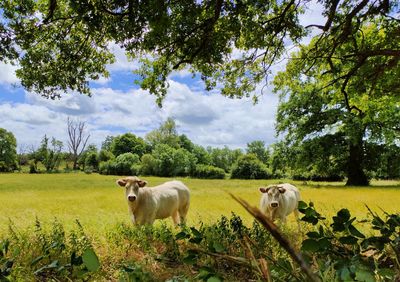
top-left (298, 201), bottom-right (400, 281)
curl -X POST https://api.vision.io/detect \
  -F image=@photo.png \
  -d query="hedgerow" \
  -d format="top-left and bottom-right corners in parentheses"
top-left (1, 206), bottom-right (399, 281)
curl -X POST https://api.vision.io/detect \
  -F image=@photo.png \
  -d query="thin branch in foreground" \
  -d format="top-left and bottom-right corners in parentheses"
top-left (229, 193), bottom-right (321, 282)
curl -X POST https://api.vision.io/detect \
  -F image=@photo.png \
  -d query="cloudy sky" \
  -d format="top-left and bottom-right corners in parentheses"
top-left (0, 2), bottom-right (324, 152)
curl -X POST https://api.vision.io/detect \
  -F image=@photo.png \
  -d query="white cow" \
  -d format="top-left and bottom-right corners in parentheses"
top-left (116, 176), bottom-right (190, 225)
top-left (259, 183), bottom-right (300, 223)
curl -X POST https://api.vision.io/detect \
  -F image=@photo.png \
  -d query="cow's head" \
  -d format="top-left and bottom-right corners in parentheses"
top-left (259, 185), bottom-right (286, 208)
top-left (116, 176), bottom-right (147, 203)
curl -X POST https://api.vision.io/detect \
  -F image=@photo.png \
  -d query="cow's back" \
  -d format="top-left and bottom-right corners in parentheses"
top-left (280, 183), bottom-right (300, 216)
top-left (152, 181), bottom-right (190, 204)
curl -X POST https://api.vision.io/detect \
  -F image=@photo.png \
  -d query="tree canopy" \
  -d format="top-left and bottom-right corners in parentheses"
top-left (273, 22), bottom-right (400, 185)
top-left (1, 0), bottom-right (398, 105)
top-left (0, 128), bottom-right (18, 172)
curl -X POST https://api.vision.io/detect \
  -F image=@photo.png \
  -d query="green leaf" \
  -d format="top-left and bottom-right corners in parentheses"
top-left (301, 239), bottom-right (320, 252)
top-left (175, 231), bottom-right (190, 240)
top-left (337, 266), bottom-right (352, 281)
top-left (355, 267), bottom-right (375, 282)
top-left (306, 231), bottom-right (321, 239)
top-left (334, 209), bottom-right (351, 223)
top-left (317, 238), bottom-right (331, 250)
top-left (331, 222), bottom-right (346, 232)
top-left (82, 248), bottom-right (100, 272)
top-left (212, 242), bottom-right (225, 253)
top-left (348, 224), bottom-right (365, 238)
top-left (339, 236), bottom-right (358, 245)
top-left (297, 201), bottom-right (308, 211)
top-left (207, 276), bottom-right (222, 282)
top-left (183, 250), bottom-right (198, 265)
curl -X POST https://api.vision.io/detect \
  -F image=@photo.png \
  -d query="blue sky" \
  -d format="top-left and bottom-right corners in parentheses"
top-left (0, 2), bottom-right (324, 152)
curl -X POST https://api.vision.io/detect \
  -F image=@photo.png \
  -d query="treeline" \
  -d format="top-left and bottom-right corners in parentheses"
top-left (1, 119), bottom-right (399, 180)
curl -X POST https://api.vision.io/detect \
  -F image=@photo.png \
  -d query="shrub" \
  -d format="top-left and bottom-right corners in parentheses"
top-left (140, 154), bottom-right (156, 176)
top-left (298, 202), bottom-right (400, 281)
top-left (99, 153), bottom-right (140, 175)
top-left (98, 150), bottom-right (114, 162)
top-left (98, 160), bottom-right (116, 175)
top-left (114, 153), bottom-right (140, 175)
top-left (151, 144), bottom-right (197, 177)
top-left (2, 219), bottom-right (101, 281)
top-left (130, 164), bottom-right (141, 176)
top-left (29, 162), bottom-right (38, 174)
top-left (193, 164), bottom-right (225, 179)
top-left (170, 148), bottom-right (197, 176)
top-left (84, 152), bottom-right (99, 171)
top-left (151, 144), bottom-right (175, 177)
top-left (230, 154), bottom-right (271, 179)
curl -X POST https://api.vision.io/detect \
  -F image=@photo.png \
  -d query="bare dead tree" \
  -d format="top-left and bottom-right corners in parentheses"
top-left (67, 117), bottom-right (90, 170)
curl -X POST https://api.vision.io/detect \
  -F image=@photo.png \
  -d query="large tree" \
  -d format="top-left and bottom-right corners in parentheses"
top-left (145, 118), bottom-right (181, 149)
top-left (67, 117), bottom-right (90, 170)
top-left (1, 1), bottom-right (398, 105)
top-left (273, 23), bottom-right (400, 185)
top-left (110, 133), bottom-right (147, 157)
top-left (0, 128), bottom-right (18, 172)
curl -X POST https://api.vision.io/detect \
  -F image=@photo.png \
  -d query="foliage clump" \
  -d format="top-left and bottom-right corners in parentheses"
top-left (193, 164), bottom-right (225, 179)
top-left (1, 208), bottom-right (399, 281)
top-left (231, 154), bottom-right (271, 179)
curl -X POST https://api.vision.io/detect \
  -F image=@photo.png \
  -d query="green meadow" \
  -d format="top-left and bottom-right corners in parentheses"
top-left (0, 173), bottom-right (399, 281)
top-left (1, 173), bottom-right (399, 235)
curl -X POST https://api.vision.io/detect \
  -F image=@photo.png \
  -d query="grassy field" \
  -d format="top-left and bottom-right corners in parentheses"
top-left (0, 173), bottom-right (399, 236)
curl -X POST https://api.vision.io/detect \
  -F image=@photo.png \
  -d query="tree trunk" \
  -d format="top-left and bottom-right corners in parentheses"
top-left (73, 158), bottom-right (78, 170)
top-left (346, 134), bottom-right (369, 186)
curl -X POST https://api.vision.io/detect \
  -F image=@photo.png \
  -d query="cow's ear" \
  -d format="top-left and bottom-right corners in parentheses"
top-left (278, 187), bottom-right (286, 193)
top-left (116, 179), bottom-right (127, 187)
top-left (138, 180), bottom-right (147, 187)
top-left (259, 187), bottom-right (269, 193)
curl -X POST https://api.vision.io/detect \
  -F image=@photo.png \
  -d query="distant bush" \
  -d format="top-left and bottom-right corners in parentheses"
top-left (99, 153), bottom-right (140, 175)
top-left (98, 150), bottom-right (114, 162)
top-left (84, 152), bottom-right (99, 171)
top-left (29, 162), bottom-right (38, 174)
top-left (140, 154), bottom-right (156, 176)
top-left (130, 164), bottom-right (141, 176)
top-left (99, 160), bottom-right (115, 175)
top-left (151, 144), bottom-right (197, 177)
top-left (193, 164), bottom-right (225, 179)
top-left (230, 154), bottom-right (271, 179)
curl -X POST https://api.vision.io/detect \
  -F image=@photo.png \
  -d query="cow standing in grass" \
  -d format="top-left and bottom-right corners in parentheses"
top-left (259, 183), bottom-right (301, 224)
top-left (116, 176), bottom-right (190, 225)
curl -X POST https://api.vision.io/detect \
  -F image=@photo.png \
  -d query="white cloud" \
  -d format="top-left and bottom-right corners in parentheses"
top-left (0, 63), bottom-right (19, 85)
top-left (106, 43), bottom-right (137, 72)
top-left (91, 75), bottom-right (111, 85)
top-left (2, 78), bottom-right (279, 151)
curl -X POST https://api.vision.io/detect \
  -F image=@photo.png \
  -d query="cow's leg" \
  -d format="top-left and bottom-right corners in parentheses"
top-left (179, 202), bottom-right (190, 225)
top-left (172, 210), bottom-right (181, 226)
top-left (130, 213), bottom-right (136, 225)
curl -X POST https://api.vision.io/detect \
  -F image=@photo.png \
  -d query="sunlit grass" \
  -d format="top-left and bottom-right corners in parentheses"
top-left (0, 173), bottom-right (399, 237)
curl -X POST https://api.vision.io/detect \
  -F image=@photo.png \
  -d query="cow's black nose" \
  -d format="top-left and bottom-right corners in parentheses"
top-left (271, 202), bottom-right (278, 208)
top-left (128, 196), bottom-right (136, 202)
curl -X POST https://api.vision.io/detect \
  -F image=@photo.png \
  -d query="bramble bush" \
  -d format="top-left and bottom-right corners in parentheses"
top-left (1, 219), bottom-right (100, 281)
top-left (298, 201), bottom-right (400, 281)
top-left (1, 207), bottom-right (399, 281)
